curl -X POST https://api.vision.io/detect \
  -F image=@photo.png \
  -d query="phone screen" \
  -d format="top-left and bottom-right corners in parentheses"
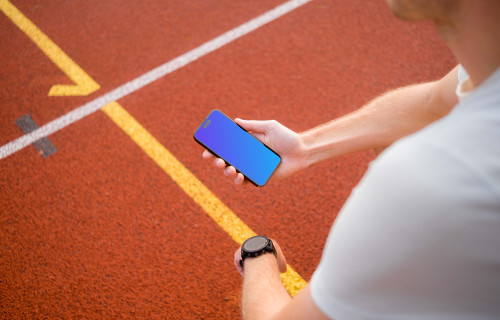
top-left (194, 110), bottom-right (281, 186)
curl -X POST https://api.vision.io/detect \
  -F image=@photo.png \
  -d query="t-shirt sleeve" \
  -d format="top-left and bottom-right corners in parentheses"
top-left (457, 64), bottom-right (469, 83)
top-left (456, 65), bottom-right (472, 101)
top-left (310, 136), bottom-right (500, 320)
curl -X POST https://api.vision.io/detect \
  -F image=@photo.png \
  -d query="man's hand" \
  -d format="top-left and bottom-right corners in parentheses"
top-left (202, 119), bottom-right (308, 185)
top-left (234, 238), bottom-right (288, 277)
top-left (236, 238), bottom-right (330, 320)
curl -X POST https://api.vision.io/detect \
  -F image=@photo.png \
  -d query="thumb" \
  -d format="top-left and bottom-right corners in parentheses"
top-left (235, 119), bottom-right (273, 134)
top-left (271, 239), bottom-right (287, 273)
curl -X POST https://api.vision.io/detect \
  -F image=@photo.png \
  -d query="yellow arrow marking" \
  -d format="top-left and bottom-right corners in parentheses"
top-left (0, 0), bottom-right (100, 96)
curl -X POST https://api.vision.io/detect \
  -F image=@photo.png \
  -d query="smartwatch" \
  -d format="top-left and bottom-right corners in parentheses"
top-left (240, 235), bottom-right (277, 269)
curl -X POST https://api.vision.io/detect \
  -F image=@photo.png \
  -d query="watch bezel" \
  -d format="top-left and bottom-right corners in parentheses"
top-left (242, 235), bottom-right (270, 253)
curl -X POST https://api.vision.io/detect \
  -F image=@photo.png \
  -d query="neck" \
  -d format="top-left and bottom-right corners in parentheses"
top-left (436, 0), bottom-right (500, 88)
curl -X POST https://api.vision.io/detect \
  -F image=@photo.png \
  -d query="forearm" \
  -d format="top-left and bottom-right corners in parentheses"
top-left (241, 254), bottom-right (291, 320)
top-left (300, 81), bottom-right (449, 165)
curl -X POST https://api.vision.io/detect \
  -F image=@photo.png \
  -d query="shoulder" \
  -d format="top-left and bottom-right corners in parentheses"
top-left (365, 123), bottom-right (500, 209)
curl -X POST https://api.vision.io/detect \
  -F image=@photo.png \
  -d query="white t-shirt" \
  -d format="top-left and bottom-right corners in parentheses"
top-left (310, 67), bottom-right (500, 320)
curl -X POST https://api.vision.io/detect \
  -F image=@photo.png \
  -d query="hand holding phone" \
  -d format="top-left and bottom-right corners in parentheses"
top-left (194, 110), bottom-right (281, 187)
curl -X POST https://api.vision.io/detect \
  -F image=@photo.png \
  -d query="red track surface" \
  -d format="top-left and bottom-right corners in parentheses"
top-left (1, 0), bottom-right (455, 318)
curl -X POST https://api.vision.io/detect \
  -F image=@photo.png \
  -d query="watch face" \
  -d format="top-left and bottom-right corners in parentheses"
top-left (243, 235), bottom-right (268, 252)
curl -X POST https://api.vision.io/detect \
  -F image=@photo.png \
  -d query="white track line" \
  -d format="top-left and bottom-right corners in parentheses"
top-left (0, 0), bottom-right (312, 159)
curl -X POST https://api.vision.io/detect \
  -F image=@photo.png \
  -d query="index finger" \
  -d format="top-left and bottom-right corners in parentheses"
top-left (202, 149), bottom-right (214, 159)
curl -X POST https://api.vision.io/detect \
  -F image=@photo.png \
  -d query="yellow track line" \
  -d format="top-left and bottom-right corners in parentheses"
top-left (3, 0), bottom-right (307, 296)
top-left (0, 0), bottom-right (100, 96)
top-left (102, 102), bottom-right (307, 296)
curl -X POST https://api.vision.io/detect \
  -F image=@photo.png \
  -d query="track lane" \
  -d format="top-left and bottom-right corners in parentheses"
top-left (1, 0), bottom-right (310, 293)
top-left (0, 112), bottom-right (244, 319)
top-left (0, 0), bottom-right (457, 318)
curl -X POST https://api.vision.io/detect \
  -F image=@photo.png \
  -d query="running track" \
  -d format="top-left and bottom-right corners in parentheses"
top-left (1, 0), bottom-right (455, 318)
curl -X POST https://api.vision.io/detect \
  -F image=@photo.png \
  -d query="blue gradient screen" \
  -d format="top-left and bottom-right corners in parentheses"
top-left (194, 110), bottom-right (281, 186)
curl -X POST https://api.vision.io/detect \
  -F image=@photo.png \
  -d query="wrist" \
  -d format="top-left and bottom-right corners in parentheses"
top-left (299, 130), bottom-right (326, 167)
top-left (243, 253), bottom-right (280, 274)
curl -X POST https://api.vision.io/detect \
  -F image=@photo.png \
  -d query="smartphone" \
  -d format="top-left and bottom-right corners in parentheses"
top-left (194, 110), bottom-right (281, 187)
